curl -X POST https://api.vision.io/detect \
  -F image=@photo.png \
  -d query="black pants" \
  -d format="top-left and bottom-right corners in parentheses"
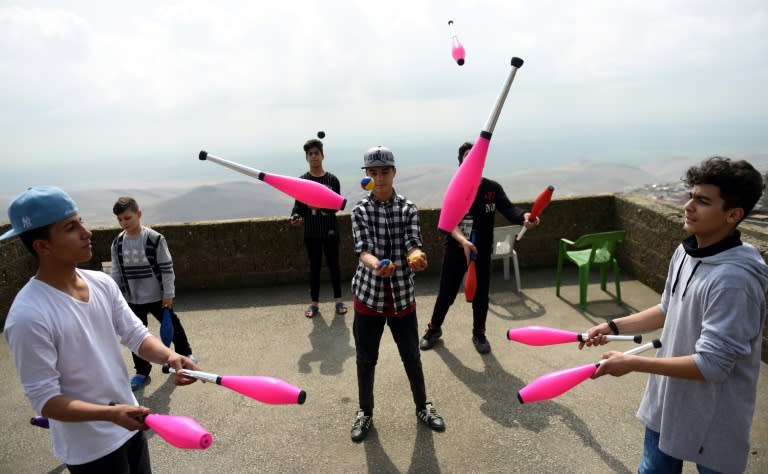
top-left (129, 301), bottom-right (192, 376)
top-left (304, 237), bottom-right (342, 302)
top-left (353, 309), bottom-right (427, 415)
top-left (67, 431), bottom-right (150, 474)
top-left (429, 246), bottom-right (491, 334)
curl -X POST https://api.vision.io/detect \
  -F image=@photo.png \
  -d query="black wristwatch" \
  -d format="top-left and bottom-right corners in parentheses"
top-left (607, 319), bottom-right (620, 335)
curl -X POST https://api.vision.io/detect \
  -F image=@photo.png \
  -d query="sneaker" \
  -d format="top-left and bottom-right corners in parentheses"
top-left (419, 327), bottom-right (442, 350)
top-left (130, 374), bottom-right (150, 391)
top-left (350, 410), bottom-right (373, 442)
top-left (416, 402), bottom-right (445, 432)
top-left (472, 333), bottom-right (491, 354)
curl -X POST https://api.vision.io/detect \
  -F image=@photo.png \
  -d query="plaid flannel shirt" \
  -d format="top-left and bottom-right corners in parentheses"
top-left (351, 191), bottom-right (422, 313)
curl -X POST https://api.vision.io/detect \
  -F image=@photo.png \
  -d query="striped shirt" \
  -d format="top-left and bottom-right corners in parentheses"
top-left (351, 190), bottom-right (422, 313)
top-left (290, 172), bottom-right (341, 240)
top-left (110, 227), bottom-right (175, 304)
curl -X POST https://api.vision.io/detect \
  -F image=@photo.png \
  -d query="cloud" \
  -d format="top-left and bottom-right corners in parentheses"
top-left (0, 0), bottom-right (767, 190)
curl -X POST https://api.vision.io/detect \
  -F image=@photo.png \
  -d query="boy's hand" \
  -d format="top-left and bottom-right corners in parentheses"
top-left (523, 212), bottom-right (539, 229)
top-left (109, 403), bottom-right (151, 431)
top-left (578, 322), bottom-right (613, 349)
top-left (162, 297), bottom-right (173, 309)
top-left (592, 351), bottom-right (634, 378)
top-left (166, 353), bottom-right (199, 386)
top-left (375, 259), bottom-right (396, 277)
top-left (407, 251), bottom-right (428, 272)
top-left (460, 240), bottom-right (477, 263)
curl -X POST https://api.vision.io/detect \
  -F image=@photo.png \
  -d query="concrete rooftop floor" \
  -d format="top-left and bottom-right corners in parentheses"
top-left (1, 267), bottom-right (766, 473)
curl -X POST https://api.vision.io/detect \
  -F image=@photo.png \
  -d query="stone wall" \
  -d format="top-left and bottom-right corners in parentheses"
top-left (2, 195), bottom-right (767, 360)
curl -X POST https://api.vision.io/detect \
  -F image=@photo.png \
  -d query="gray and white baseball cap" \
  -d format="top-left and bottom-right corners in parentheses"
top-left (361, 146), bottom-right (395, 169)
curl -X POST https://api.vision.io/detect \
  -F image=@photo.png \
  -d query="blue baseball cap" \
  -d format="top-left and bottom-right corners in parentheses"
top-left (0, 186), bottom-right (79, 241)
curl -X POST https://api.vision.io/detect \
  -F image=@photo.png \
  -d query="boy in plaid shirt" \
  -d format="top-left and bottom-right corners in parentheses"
top-left (348, 146), bottom-right (445, 442)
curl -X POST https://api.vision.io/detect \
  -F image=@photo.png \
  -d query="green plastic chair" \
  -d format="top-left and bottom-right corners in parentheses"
top-left (555, 230), bottom-right (626, 309)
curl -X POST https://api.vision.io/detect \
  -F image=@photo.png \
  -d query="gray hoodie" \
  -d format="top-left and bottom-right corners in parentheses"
top-left (637, 233), bottom-right (768, 473)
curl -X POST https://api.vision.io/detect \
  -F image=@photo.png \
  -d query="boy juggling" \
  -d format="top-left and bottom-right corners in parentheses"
top-left (2, 186), bottom-right (198, 473)
top-left (581, 157), bottom-right (767, 473)
top-left (348, 146), bottom-right (445, 442)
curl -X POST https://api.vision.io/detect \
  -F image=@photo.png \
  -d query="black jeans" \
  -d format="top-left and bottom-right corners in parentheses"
top-left (353, 309), bottom-right (427, 415)
top-left (429, 245), bottom-right (491, 334)
top-left (129, 301), bottom-right (192, 376)
top-left (304, 237), bottom-right (343, 302)
top-left (67, 431), bottom-right (150, 474)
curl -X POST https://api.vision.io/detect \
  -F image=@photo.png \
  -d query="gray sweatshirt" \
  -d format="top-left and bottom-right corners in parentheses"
top-left (637, 235), bottom-right (768, 473)
top-left (110, 227), bottom-right (175, 304)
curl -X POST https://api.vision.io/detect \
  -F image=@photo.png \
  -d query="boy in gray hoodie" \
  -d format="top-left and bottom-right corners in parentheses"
top-left (582, 156), bottom-right (767, 474)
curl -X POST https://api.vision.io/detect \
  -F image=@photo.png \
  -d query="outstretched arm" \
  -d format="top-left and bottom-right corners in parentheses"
top-left (593, 352), bottom-right (703, 380)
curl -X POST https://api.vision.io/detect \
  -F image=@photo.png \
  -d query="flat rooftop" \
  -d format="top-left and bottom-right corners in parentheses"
top-left (1, 268), bottom-right (766, 473)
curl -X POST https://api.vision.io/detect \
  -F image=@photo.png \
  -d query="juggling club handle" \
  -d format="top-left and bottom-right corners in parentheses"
top-left (30, 416), bottom-right (49, 429)
top-left (482, 57), bottom-right (524, 134)
top-left (163, 365), bottom-right (220, 384)
top-left (577, 333), bottom-right (643, 344)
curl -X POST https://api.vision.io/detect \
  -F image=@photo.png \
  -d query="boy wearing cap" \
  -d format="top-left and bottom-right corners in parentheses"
top-left (289, 138), bottom-right (347, 318)
top-left (348, 146), bottom-right (445, 442)
top-left (2, 186), bottom-right (198, 473)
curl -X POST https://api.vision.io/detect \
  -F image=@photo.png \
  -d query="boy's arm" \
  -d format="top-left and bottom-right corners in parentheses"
top-left (450, 226), bottom-right (476, 262)
top-left (593, 352), bottom-right (703, 380)
top-left (109, 240), bottom-right (124, 291)
top-left (136, 336), bottom-right (199, 376)
top-left (495, 185), bottom-right (526, 225)
top-left (41, 396), bottom-right (150, 431)
top-left (351, 206), bottom-right (373, 255)
top-left (403, 202), bottom-right (423, 254)
top-left (156, 236), bottom-right (175, 304)
top-left (402, 203), bottom-right (428, 271)
top-left (326, 175), bottom-right (341, 215)
top-left (580, 305), bottom-right (666, 349)
top-left (291, 198), bottom-right (308, 218)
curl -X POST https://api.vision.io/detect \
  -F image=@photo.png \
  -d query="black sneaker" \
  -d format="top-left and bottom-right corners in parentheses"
top-left (416, 402), bottom-right (445, 432)
top-left (350, 410), bottom-right (372, 442)
top-left (419, 327), bottom-right (442, 350)
top-left (472, 333), bottom-right (491, 354)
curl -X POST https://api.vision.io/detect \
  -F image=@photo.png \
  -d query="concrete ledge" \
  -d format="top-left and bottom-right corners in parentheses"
top-left (2, 194), bottom-right (768, 359)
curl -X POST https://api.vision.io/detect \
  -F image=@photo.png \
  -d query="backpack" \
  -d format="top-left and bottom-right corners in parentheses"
top-left (113, 228), bottom-right (164, 297)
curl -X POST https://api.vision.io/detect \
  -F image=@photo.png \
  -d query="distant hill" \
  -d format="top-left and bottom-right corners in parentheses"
top-left (3, 154), bottom-right (767, 228)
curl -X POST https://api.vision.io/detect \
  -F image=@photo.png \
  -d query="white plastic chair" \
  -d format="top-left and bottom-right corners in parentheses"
top-left (491, 225), bottom-right (522, 293)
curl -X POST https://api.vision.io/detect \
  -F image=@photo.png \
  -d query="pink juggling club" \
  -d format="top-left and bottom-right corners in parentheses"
top-left (34, 408), bottom-right (213, 450)
top-left (164, 367), bottom-right (307, 405)
top-left (507, 325), bottom-right (642, 346)
top-left (437, 57), bottom-right (524, 233)
top-left (199, 151), bottom-right (347, 211)
top-left (517, 339), bottom-right (662, 404)
top-left (143, 413), bottom-right (213, 450)
top-left (516, 185), bottom-right (554, 241)
top-left (448, 20), bottom-right (466, 66)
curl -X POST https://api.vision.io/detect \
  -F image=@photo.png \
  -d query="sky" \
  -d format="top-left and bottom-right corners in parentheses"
top-left (1, 0), bottom-right (767, 192)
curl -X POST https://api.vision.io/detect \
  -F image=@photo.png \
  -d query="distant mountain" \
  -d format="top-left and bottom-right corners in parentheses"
top-left (3, 154), bottom-right (767, 228)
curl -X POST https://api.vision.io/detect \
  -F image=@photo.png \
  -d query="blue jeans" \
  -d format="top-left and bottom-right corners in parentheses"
top-left (638, 427), bottom-right (722, 474)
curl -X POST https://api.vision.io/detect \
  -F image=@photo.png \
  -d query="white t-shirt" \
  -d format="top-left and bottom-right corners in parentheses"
top-left (4, 269), bottom-right (150, 465)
